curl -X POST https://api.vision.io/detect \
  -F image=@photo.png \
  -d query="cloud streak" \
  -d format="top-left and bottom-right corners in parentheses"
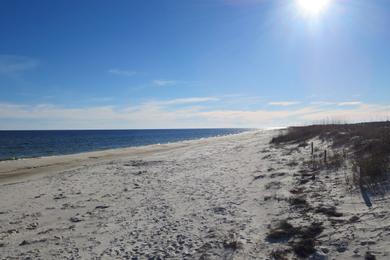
top-left (310, 101), bottom-right (363, 107)
top-left (268, 101), bottom-right (301, 106)
top-left (108, 69), bottom-right (136, 76)
top-left (153, 80), bottom-right (177, 86)
top-left (156, 97), bottom-right (219, 105)
top-left (0, 100), bottom-right (389, 130)
top-left (337, 101), bottom-right (362, 106)
top-left (0, 55), bottom-right (39, 74)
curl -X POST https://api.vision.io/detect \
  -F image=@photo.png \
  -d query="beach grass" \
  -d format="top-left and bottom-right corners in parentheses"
top-left (271, 121), bottom-right (390, 188)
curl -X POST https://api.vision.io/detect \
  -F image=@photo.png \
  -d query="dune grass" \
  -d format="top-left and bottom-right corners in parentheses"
top-left (271, 121), bottom-right (390, 188)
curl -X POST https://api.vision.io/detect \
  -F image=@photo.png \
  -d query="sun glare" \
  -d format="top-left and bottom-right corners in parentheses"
top-left (297, 0), bottom-right (332, 16)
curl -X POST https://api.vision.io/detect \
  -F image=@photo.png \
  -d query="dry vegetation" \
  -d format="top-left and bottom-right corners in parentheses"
top-left (266, 220), bottom-right (324, 258)
top-left (271, 121), bottom-right (390, 188)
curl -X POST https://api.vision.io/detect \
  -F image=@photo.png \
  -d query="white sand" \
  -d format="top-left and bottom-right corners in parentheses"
top-left (0, 130), bottom-right (389, 259)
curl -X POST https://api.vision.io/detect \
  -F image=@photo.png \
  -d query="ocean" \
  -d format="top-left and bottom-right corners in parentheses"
top-left (0, 128), bottom-right (252, 161)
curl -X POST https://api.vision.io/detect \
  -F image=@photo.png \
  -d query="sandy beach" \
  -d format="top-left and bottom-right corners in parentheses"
top-left (0, 130), bottom-right (389, 259)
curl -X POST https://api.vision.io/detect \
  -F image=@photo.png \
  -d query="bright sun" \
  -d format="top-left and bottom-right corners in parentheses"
top-left (297, 0), bottom-right (332, 16)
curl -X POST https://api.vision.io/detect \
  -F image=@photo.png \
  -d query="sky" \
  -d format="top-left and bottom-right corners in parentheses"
top-left (0, 0), bottom-right (390, 129)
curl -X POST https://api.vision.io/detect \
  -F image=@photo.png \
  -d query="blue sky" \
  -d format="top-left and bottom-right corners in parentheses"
top-left (0, 0), bottom-right (390, 129)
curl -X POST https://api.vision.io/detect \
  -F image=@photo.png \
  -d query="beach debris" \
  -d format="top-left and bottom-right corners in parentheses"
top-left (320, 247), bottom-right (329, 254)
top-left (262, 154), bottom-right (272, 159)
top-left (95, 205), bottom-right (110, 209)
top-left (37, 228), bottom-right (53, 235)
top-left (333, 240), bottom-right (348, 253)
top-left (360, 240), bottom-right (376, 246)
top-left (34, 193), bottom-right (45, 198)
top-left (26, 222), bottom-right (39, 230)
top-left (69, 216), bottom-right (84, 223)
top-left (19, 240), bottom-right (30, 246)
top-left (265, 181), bottom-right (282, 190)
top-left (53, 193), bottom-right (67, 200)
top-left (253, 174), bottom-right (265, 181)
top-left (6, 229), bottom-right (18, 234)
top-left (212, 206), bottom-right (227, 215)
top-left (19, 238), bottom-right (47, 246)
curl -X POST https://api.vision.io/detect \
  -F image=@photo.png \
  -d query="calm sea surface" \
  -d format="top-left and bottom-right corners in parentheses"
top-left (0, 129), bottom-right (252, 161)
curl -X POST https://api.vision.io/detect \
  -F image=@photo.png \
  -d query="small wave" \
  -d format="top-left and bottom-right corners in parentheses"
top-left (0, 156), bottom-right (19, 162)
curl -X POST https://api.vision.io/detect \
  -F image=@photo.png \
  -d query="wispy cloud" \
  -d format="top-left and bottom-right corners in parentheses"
top-left (0, 100), bottom-right (389, 130)
top-left (156, 97), bottom-right (219, 105)
top-left (153, 80), bottom-right (177, 86)
top-left (310, 101), bottom-right (364, 107)
top-left (310, 101), bottom-right (335, 106)
top-left (268, 101), bottom-right (301, 106)
top-left (0, 55), bottom-right (39, 75)
top-left (108, 69), bottom-right (136, 76)
top-left (337, 101), bottom-right (362, 106)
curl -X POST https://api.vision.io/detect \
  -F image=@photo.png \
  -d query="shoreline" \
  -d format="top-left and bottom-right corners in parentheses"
top-left (0, 129), bottom-right (262, 183)
top-left (0, 128), bottom-right (256, 163)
